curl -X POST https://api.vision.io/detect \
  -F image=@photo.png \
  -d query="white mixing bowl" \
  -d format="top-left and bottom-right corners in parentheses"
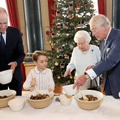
top-left (0, 69), bottom-right (13, 84)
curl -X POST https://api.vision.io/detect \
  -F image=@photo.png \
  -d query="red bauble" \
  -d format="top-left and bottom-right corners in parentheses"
top-left (77, 3), bottom-right (80, 8)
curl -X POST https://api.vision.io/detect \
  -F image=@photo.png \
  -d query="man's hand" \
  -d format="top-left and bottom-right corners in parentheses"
top-left (8, 61), bottom-right (17, 73)
top-left (73, 74), bottom-right (87, 89)
top-left (85, 65), bottom-right (94, 71)
top-left (64, 68), bottom-right (71, 77)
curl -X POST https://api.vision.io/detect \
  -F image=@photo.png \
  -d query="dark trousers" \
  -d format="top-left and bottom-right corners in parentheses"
top-left (0, 77), bottom-right (22, 95)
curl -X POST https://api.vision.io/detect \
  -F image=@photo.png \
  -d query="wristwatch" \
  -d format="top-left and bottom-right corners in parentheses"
top-left (84, 72), bottom-right (90, 79)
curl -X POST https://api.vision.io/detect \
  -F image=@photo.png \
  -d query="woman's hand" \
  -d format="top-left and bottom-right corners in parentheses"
top-left (64, 68), bottom-right (71, 77)
top-left (30, 78), bottom-right (36, 87)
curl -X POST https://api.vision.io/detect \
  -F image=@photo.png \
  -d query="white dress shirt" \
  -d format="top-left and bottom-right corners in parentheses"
top-left (1, 32), bottom-right (6, 44)
top-left (23, 67), bottom-right (55, 90)
top-left (66, 45), bottom-right (101, 89)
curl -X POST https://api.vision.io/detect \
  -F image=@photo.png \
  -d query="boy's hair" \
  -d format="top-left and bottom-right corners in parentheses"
top-left (32, 51), bottom-right (47, 62)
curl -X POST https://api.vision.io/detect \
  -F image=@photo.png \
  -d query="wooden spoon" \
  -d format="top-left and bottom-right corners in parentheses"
top-left (31, 73), bottom-right (40, 96)
top-left (78, 89), bottom-right (88, 101)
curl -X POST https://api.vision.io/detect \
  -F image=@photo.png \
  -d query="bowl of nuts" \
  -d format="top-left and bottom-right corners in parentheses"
top-left (74, 90), bottom-right (104, 110)
top-left (27, 90), bottom-right (54, 109)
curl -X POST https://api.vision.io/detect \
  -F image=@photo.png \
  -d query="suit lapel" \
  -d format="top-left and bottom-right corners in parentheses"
top-left (101, 28), bottom-right (115, 59)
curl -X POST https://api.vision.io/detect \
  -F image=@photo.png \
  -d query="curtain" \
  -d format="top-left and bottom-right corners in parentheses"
top-left (98, 0), bottom-right (105, 15)
top-left (5, 0), bottom-right (26, 83)
top-left (48, 0), bottom-right (56, 27)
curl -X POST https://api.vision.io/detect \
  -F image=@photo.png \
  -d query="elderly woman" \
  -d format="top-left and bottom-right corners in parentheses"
top-left (64, 30), bottom-right (101, 90)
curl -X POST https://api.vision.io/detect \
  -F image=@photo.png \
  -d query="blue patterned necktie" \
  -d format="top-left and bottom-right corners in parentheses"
top-left (0, 33), bottom-right (5, 50)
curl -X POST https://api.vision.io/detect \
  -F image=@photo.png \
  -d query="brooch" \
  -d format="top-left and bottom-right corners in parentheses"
top-left (106, 48), bottom-right (110, 53)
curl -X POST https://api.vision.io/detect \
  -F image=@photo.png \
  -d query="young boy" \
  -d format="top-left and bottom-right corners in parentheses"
top-left (23, 51), bottom-right (55, 91)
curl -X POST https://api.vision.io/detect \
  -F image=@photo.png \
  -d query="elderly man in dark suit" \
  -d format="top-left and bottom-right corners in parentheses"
top-left (0, 7), bottom-right (25, 95)
top-left (73, 14), bottom-right (120, 99)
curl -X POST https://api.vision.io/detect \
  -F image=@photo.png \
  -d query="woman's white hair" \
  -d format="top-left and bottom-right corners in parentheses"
top-left (74, 30), bottom-right (91, 43)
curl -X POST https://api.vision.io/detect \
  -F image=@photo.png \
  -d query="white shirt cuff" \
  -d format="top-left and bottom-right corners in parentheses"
top-left (86, 69), bottom-right (97, 80)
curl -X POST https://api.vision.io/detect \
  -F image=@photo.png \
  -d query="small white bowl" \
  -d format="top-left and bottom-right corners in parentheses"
top-left (8, 97), bottom-right (25, 112)
top-left (63, 84), bottom-right (77, 95)
top-left (0, 69), bottom-right (13, 84)
top-left (59, 94), bottom-right (72, 106)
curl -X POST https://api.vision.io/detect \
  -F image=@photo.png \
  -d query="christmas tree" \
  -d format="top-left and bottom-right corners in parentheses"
top-left (47, 0), bottom-right (98, 86)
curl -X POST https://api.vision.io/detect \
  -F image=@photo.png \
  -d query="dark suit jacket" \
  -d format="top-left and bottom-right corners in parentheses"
top-left (92, 28), bottom-right (120, 98)
top-left (0, 26), bottom-right (25, 82)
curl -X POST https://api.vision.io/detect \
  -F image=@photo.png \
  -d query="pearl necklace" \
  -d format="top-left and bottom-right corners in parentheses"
top-left (81, 45), bottom-right (90, 55)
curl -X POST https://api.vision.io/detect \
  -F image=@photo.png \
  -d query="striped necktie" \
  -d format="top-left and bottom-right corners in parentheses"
top-left (0, 33), bottom-right (5, 50)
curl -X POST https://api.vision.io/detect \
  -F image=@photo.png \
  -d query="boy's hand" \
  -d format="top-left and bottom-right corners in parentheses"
top-left (30, 78), bottom-right (36, 87)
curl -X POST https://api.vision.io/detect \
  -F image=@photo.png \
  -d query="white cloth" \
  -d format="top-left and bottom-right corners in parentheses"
top-left (66, 45), bottom-right (101, 89)
top-left (23, 67), bottom-right (55, 90)
top-left (1, 95), bottom-right (120, 120)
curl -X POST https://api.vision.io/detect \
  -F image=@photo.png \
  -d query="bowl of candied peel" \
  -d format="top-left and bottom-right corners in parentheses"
top-left (74, 90), bottom-right (104, 110)
top-left (27, 90), bottom-right (54, 109)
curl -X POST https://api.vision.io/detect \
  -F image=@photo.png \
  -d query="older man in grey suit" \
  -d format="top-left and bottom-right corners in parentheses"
top-left (73, 14), bottom-right (120, 99)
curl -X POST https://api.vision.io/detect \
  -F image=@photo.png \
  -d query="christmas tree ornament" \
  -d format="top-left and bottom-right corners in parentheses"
top-left (76, 9), bottom-right (79, 13)
top-left (57, 76), bottom-right (60, 79)
top-left (57, 23), bottom-right (61, 28)
top-left (76, 14), bottom-right (78, 17)
top-left (60, 62), bottom-right (65, 68)
top-left (69, 3), bottom-right (73, 10)
top-left (46, 31), bottom-right (50, 35)
top-left (66, 11), bottom-right (69, 14)
top-left (88, 0), bottom-right (91, 5)
top-left (63, 23), bottom-right (68, 29)
top-left (70, 23), bottom-right (74, 26)
top-left (55, 62), bottom-right (59, 66)
top-left (61, 72), bottom-right (64, 77)
top-left (75, 27), bottom-right (78, 31)
top-left (57, 55), bottom-right (60, 58)
top-left (57, 48), bottom-right (60, 53)
top-left (56, 10), bottom-right (61, 17)
top-left (91, 4), bottom-right (94, 8)
top-left (62, 33), bottom-right (66, 36)
top-left (51, 32), bottom-right (55, 38)
top-left (51, 66), bottom-right (54, 69)
top-left (64, 54), bottom-right (69, 59)
top-left (77, 3), bottom-right (80, 8)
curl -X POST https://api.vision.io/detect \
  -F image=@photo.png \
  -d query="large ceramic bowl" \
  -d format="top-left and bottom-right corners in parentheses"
top-left (27, 90), bottom-right (54, 109)
top-left (74, 90), bottom-right (104, 110)
top-left (0, 90), bottom-right (16, 108)
top-left (8, 97), bottom-right (25, 112)
top-left (0, 69), bottom-right (13, 84)
top-left (63, 84), bottom-right (77, 95)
